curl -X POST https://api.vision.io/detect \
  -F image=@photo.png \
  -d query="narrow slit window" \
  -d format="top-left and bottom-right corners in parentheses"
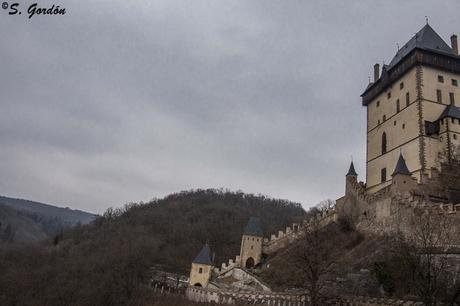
top-left (437, 90), bottom-right (442, 103)
top-left (381, 168), bottom-right (387, 183)
top-left (382, 132), bottom-right (387, 154)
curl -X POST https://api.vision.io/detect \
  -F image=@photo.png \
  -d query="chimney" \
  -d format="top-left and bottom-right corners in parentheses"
top-left (373, 63), bottom-right (380, 82)
top-left (451, 34), bottom-right (458, 55)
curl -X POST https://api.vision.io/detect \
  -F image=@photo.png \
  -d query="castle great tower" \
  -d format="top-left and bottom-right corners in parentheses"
top-left (362, 24), bottom-right (460, 194)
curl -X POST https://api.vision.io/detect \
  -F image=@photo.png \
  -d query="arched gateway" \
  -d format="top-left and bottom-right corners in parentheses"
top-left (245, 257), bottom-right (255, 269)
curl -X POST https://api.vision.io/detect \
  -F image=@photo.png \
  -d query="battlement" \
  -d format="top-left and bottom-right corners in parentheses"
top-left (186, 286), bottom-right (423, 305)
top-left (263, 209), bottom-right (338, 254)
top-left (348, 179), bottom-right (371, 203)
top-left (213, 209), bottom-right (339, 276)
top-left (186, 285), bottom-right (307, 305)
top-left (213, 255), bottom-right (241, 275)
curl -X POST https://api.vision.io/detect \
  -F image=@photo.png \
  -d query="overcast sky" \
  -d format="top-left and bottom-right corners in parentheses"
top-left (1, 1), bottom-right (459, 213)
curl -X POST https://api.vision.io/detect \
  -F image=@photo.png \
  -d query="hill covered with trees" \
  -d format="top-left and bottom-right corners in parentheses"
top-left (0, 195), bottom-right (97, 243)
top-left (0, 189), bottom-right (306, 306)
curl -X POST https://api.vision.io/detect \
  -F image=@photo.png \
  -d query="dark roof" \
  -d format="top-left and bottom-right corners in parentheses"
top-left (244, 217), bottom-right (263, 237)
top-left (392, 153), bottom-right (411, 176)
top-left (388, 24), bottom-right (454, 69)
top-left (346, 161), bottom-right (358, 176)
top-left (362, 24), bottom-right (460, 106)
top-left (193, 244), bottom-right (213, 265)
top-left (438, 104), bottom-right (460, 120)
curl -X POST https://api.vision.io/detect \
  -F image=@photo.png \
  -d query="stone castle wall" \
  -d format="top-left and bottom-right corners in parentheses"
top-left (186, 286), bottom-right (307, 305)
top-left (214, 210), bottom-right (339, 276)
top-left (186, 286), bottom-right (425, 305)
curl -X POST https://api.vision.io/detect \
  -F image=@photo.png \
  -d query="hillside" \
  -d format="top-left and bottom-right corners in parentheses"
top-left (0, 189), bottom-right (306, 306)
top-left (258, 221), bottom-right (381, 294)
top-left (68, 189), bottom-right (306, 272)
top-left (0, 195), bottom-right (97, 243)
top-left (0, 204), bottom-right (49, 243)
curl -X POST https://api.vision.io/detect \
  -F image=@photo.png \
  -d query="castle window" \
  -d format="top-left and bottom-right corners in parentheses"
top-left (381, 132), bottom-right (387, 154)
top-left (402, 123), bottom-right (406, 129)
top-left (199, 268), bottom-right (203, 274)
top-left (438, 75), bottom-right (444, 83)
top-left (400, 82), bottom-right (404, 89)
top-left (383, 115), bottom-right (386, 122)
top-left (454, 134), bottom-right (458, 140)
top-left (406, 92), bottom-right (410, 106)
top-left (394, 120), bottom-right (397, 126)
top-left (396, 99), bottom-right (400, 112)
top-left (381, 168), bottom-right (387, 183)
top-left (251, 246), bottom-right (253, 250)
top-left (437, 90), bottom-right (442, 103)
top-left (387, 92), bottom-right (391, 99)
top-left (452, 79), bottom-right (458, 86)
top-left (450, 92), bottom-right (455, 105)
top-left (377, 101), bottom-right (380, 107)
top-left (378, 119), bottom-right (381, 125)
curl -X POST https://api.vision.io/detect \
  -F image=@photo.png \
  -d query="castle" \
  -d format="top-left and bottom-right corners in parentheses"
top-left (336, 23), bottom-right (460, 226)
top-left (185, 24), bottom-right (460, 305)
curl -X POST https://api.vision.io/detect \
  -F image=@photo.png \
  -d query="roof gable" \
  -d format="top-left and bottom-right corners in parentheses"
top-left (392, 153), bottom-right (411, 176)
top-left (346, 162), bottom-right (357, 176)
top-left (438, 104), bottom-right (460, 120)
top-left (193, 244), bottom-right (213, 265)
top-left (244, 217), bottom-right (263, 237)
top-left (388, 24), bottom-right (454, 69)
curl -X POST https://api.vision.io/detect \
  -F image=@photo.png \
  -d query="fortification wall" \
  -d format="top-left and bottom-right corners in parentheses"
top-left (358, 192), bottom-right (460, 240)
top-left (186, 287), bottom-right (424, 305)
top-left (262, 210), bottom-right (338, 255)
top-left (213, 255), bottom-right (241, 275)
top-left (186, 286), bottom-right (307, 305)
top-left (213, 209), bottom-right (340, 276)
top-left (337, 179), bottom-right (371, 223)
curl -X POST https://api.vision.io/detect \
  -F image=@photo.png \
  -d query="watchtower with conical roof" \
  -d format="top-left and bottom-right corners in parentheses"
top-left (239, 217), bottom-right (263, 269)
top-left (391, 152), bottom-right (418, 193)
top-left (189, 244), bottom-right (213, 287)
top-left (362, 23), bottom-right (460, 194)
top-left (345, 161), bottom-right (358, 194)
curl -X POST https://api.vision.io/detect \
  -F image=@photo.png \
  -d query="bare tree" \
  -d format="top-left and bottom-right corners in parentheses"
top-left (391, 210), bottom-right (457, 306)
top-left (288, 217), bottom-right (336, 306)
top-left (316, 199), bottom-right (335, 213)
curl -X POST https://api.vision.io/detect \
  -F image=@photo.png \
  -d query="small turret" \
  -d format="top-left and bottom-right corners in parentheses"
top-left (189, 244), bottom-right (213, 287)
top-left (346, 161), bottom-right (358, 177)
top-left (391, 153), bottom-right (417, 193)
top-left (345, 161), bottom-right (358, 196)
top-left (392, 153), bottom-right (411, 176)
top-left (239, 217), bottom-right (263, 269)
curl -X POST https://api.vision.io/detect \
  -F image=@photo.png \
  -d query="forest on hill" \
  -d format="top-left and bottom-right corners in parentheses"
top-left (0, 195), bottom-right (97, 243)
top-left (0, 189), bottom-right (306, 306)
